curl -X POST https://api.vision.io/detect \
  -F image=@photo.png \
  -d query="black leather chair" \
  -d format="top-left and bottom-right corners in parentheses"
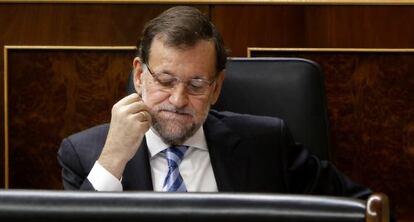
top-left (0, 190), bottom-right (389, 222)
top-left (212, 58), bottom-right (330, 160)
top-left (128, 57), bottom-right (330, 159)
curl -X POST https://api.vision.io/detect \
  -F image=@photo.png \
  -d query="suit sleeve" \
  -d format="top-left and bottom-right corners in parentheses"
top-left (280, 121), bottom-right (372, 199)
top-left (57, 138), bottom-right (95, 190)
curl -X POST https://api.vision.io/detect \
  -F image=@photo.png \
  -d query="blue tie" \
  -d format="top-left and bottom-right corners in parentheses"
top-left (162, 146), bottom-right (188, 192)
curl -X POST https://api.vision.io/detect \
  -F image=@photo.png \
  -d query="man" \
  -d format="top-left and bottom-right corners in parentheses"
top-left (58, 6), bottom-right (370, 198)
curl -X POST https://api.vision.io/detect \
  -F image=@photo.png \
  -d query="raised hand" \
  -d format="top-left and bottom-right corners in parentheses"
top-left (98, 93), bottom-right (152, 179)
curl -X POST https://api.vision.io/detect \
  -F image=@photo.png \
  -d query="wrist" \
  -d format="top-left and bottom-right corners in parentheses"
top-left (98, 149), bottom-right (129, 179)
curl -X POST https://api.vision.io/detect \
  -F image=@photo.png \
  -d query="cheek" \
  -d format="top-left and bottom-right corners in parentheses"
top-left (191, 98), bottom-right (211, 117)
top-left (141, 85), bottom-right (169, 108)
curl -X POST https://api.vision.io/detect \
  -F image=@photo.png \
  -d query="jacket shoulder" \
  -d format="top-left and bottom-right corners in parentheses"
top-left (208, 109), bottom-right (286, 137)
top-left (66, 123), bottom-right (110, 146)
top-left (58, 124), bottom-right (109, 169)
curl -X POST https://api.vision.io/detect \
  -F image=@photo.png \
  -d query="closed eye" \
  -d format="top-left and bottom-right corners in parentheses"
top-left (156, 73), bottom-right (176, 85)
top-left (189, 79), bottom-right (206, 88)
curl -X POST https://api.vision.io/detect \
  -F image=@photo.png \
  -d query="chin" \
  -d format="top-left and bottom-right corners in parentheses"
top-left (154, 120), bottom-right (199, 145)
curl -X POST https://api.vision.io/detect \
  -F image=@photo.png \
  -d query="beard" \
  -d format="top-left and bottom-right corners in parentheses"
top-left (150, 103), bottom-right (207, 145)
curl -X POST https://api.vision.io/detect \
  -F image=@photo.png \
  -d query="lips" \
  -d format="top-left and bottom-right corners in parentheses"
top-left (159, 110), bottom-right (192, 120)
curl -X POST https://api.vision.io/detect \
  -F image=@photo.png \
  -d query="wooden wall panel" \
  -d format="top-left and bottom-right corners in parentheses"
top-left (302, 6), bottom-right (414, 47)
top-left (251, 49), bottom-right (414, 221)
top-left (212, 5), bottom-right (308, 55)
top-left (6, 48), bottom-right (135, 188)
top-left (212, 5), bottom-right (414, 56)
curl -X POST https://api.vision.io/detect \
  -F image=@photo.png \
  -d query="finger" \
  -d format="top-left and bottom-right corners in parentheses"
top-left (116, 93), bottom-right (141, 106)
top-left (123, 100), bottom-right (150, 114)
top-left (142, 111), bottom-right (152, 122)
top-left (134, 111), bottom-right (152, 122)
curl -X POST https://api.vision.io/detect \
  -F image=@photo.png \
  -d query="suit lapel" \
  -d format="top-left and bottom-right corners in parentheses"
top-left (204, 113), bottom-right (244, 192)
top-left (121, 138), bottom-right (153, 191)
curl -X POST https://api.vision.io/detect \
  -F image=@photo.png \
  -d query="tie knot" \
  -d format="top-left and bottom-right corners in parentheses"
top-left (163, 146), bottom-right (188, 168)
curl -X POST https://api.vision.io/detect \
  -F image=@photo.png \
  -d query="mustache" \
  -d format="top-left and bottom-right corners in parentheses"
top-left (153, 104), bottom-right (196, 117)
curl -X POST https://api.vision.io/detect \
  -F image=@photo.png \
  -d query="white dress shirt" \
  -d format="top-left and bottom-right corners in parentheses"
top-left (87, 126), bottom-right (218, 192)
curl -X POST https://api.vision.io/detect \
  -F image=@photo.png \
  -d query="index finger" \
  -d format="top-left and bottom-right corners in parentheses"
top-left (117, 93), bottom-right (142, 106)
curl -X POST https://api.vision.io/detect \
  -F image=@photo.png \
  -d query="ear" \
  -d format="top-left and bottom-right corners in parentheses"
top-left (210, 70), bottom-right (225, 105)
top-left (132, 57), bottom-right (144, 96)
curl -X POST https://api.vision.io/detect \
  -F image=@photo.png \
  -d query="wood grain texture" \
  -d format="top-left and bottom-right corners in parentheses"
top-left (6, 49), bottom-right (135, 188)
top-left (212, 5), bottom-right (307, 56)
top-left (252, 50), bottom-right (414, 221)
top-left (212, 5), bottom-right (414, 56)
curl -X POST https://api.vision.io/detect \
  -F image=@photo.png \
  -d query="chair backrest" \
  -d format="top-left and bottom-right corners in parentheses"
top-left (0, 190), bottom-right (389, 222)
top-left (127, 57), bottom-right (331, 160)
top-left (212, 57), bottom-right (331, 160)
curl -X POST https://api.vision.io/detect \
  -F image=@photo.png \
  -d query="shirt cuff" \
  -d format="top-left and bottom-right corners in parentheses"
top-left (87, 161), bottom-right (123, 191)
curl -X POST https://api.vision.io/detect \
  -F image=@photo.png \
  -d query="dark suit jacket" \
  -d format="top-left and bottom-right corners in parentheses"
top-left (58, 110), bottom-right (371, 199)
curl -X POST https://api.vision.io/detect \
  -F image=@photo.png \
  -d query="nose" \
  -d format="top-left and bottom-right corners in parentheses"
top-left (168, 83), bottom-right (189, 108)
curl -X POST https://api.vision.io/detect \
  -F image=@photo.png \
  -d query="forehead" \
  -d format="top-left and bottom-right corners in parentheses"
top-left (148, 37), bottom-right (216, 78)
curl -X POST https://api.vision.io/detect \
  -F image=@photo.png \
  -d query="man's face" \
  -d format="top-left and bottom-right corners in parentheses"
top-left (133, 37), bottom-right (224, 145)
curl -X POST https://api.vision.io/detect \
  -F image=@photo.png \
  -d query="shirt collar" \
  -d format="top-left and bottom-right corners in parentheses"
top-left (145, 126), bottom-right (208, 158)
